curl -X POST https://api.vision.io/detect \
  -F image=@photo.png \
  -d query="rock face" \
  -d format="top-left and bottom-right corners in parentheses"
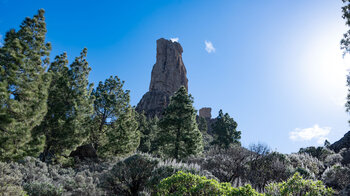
top-left (330, 131), bottom-right (350, 153)
top-left (199, 107), bottom-right (212, 119)
top-left (136, 38), bottom-right (188, 117)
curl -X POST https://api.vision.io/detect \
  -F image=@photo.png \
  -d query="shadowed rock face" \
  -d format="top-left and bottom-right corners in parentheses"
top-left (136, 38), bottom-right (188, 118)
top-left (330, 131), bottom-right (350, 153)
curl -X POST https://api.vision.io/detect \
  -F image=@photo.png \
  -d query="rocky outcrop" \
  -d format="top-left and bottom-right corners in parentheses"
top-left (199, 107), bottom-right (212, 119)
top-left (330, 131), bottom-right (350, 153)
top-left (136, 38), bottom-right (188, 117)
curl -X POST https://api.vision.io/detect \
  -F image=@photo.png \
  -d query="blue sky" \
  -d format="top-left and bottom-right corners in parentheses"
top-left (1, 0), bottom-right (349, 153)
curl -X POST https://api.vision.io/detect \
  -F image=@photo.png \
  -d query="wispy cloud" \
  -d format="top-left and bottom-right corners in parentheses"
top-left (170, 37), bottom-right (179, 42)
top-left (204, 40), bottom-right (215, 53)
top-left (289, 124), bottom-right (330, 144)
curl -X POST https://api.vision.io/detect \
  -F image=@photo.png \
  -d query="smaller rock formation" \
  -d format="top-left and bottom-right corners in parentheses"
top-left (330, 131), bottom-right (350, 152)
top-left (199, 107), bottom-right (212, 119)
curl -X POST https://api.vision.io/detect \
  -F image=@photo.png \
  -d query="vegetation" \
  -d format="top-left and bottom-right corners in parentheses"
top-left (3, 4), bottom-right (350, 195)
top-left (211, 109), bottom-right (241, 148)
top-left (157, 86), bottom-right (203, 159)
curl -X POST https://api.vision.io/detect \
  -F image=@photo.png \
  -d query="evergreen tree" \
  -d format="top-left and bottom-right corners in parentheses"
top-left (198, 117), bottom-right (208, 133)
top-left (137, 112), bottom-right (159, 153)
top-left (0, 9), bottom-right (51, 161)
top-left (100, 107), bottom-right (140, 156)
top-left (91, 76), bottom-right (139, 156)
top-left (157, 86), bottom-right (203, 159)
top-left (341, 1), bottom-right (350, 124)
top-left (35, 50), bottom-right (94, 162)
top-left (137, 112), bottom-right (151, 153)
top-left (211, 110), bottom-right (241, 148)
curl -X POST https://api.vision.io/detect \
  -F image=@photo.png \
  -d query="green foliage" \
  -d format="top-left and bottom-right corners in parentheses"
top-left (287, 153), bottom-right (324, 179)
top-left (102, 153), bottom-right (159, 195)
top-left (0, 9), bottom-right (51, 161)
top-left (341, 0), bottom-right (350, 54)
top-left (35, 50), bottom-right (94, 163)
top-left (0, 162), bottom-right (27, 196)
top-left (148, 159), bottom-right (216, 190)
top-left (265, 172), bottom-right (334, 196)
top-left (157, 86), bottom-right (203, 159)
top-left (23, 182), bottom-right (62, 196)
top-left (321, 163), bottom-right (350, 191)
top-left (211, 110), bottom-right (241, 148)
top-left (99, 107), bottom-right (140, 157)
top-left (90, 76), bottom-right (139, 157)
top-left (198, 117), bottom-right (208, 133)
top-left (188, 146), bottom-right (249, 185)
top-left (136, 112), bottom-right (159, 153)
top-left (298, 146), bottom-right (334, 162)
top-left (155, 171), bottom-right (262, 196)
top-left (247, 152), bottom-right (291, 190)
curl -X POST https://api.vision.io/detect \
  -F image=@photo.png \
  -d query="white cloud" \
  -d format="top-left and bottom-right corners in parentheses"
top-left (204, 40), bottom-right (215, 53)
top-left (170, 37), bottom-right (179, 42)
top-left (289, 124), bottom-right (331, 143)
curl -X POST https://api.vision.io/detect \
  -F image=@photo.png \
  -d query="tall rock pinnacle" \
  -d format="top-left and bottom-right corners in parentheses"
top-left (136, 38), bottom-right (188, 117)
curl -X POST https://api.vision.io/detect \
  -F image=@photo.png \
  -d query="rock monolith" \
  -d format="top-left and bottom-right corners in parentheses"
top-left (136, 38), bottom-right (188, 117)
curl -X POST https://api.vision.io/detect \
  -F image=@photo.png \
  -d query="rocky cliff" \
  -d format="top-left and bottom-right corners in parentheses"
top-left (136, 38), bottom-right (188, 117)
top-left (330, 131), bottom-right (350, 152)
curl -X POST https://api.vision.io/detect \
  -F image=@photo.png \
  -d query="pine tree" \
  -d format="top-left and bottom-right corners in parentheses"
top-left (35, 50), bottom-right (94, 162)
top-left (136, 112), bottom-right (151, 153)
top-left (211, 110), bottom-right (241, 148)
top-left (157, 86), bottom-right (203, 159)
top-left (0, 9), bottom-right (51, 161)
top-left (136, 112), bottom-right (159, 153)
top-left (91, 76), bottom-right (139, 156)
top-left (198, 117), bottom-right (208, 133)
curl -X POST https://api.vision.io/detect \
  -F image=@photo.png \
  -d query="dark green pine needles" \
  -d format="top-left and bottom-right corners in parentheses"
top-left (35, 49), bottom-right (94, 163)
top-left (211, 109), bottom-right (241, 148)
top-left (157, 86), bottom-right (203, 159)
top-left (91, 76), bottom-right (140, 157)
top-left (0, 9), bottom-right (51, 161)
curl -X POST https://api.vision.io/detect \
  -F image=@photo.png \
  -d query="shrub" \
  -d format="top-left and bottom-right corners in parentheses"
top-left (101, 153), bottom-right (159, 195)
top-left (23, 182), bottom-right (63, 196)
top-left (247, 152), bottom-right (291, 190)
top-left (321, 163), bottom-right (350, 191)
top-left (287, 153), bottom-right (324, 179)
top-left (298, 146), bottom-right (334, 161)
top-left (323, 153), bottom-right (342, 167)
top-left (0, 162), bottom-right (26, 196)
top-left (148, 159), bottom-right (216, 190)
top-left (155, 171), bottom-right (262, 196)
top-left (265, 172), bottom-right (334, 196)
top-left (1, 157), bottom-right (106, 195)
top-left (187, 146), bottom-right (249, 185)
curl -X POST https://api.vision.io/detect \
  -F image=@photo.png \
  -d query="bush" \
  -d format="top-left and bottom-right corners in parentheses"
top-left (266, 172), bottom-right (334, 196)
top-left (321, 163), bottom-right (350, 191)
top-left (187, 146), bottom-right (249, 185)
top-left (148, 159), bottom-right (216, 191)
top-left (101, 153), bottom-right (159, 195)
top-left (0, 157), bottom-right (106, 195)
top-left (23, 182), bottom-right (63, 196)
top-left (287, 153), bottom-right (324, 179)
top-left (155, 171), bottom-right (262, 196)
top-left (247, 152), bottom-right (291, 190)
top-left (0, 162), bottom-right (26, 196)
top-left (323, 153), bottom-right (342, 167)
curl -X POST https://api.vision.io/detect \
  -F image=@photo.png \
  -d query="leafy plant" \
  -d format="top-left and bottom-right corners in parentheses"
top-left (266, 172), bottom-right (334, 196)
